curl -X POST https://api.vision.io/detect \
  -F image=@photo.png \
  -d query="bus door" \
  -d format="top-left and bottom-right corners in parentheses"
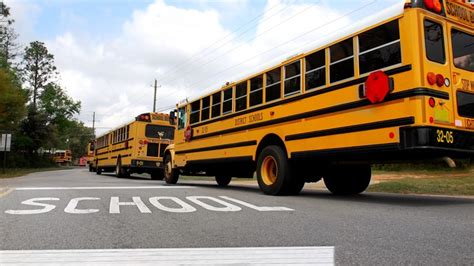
top-left (176, 106), bottom-right (188, 145)
top-left (421, 14), bottom-right (456, 125)
top-left (447, 24), bottom-right (474, 130)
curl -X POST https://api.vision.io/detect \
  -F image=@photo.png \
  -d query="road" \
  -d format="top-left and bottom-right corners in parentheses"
top-left (0, 168), bottom-right (473, 265)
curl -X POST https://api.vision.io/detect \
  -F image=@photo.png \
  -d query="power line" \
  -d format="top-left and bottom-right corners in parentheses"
top-left (179, 0), bottom-right (379, 101)
top-left (154, 1), bottom-right (286, 85)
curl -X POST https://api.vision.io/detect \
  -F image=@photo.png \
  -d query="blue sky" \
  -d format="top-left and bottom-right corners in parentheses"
top-left (5, 0), bottom-right (404, 133)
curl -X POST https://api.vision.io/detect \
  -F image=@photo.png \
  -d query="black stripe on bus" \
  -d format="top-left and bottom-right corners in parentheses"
top-left (186, 156), bottom-right (253, 165)
top-left (111, 156), bottom-right (117, 159)
top-left (97, 158), bottom-right (108, 161)
top-left (112, 138), bottom-right (134, 145)
top-left (285, 117), bottom-right (415, 141)
top-left (111, 146), bottom-right (132, 153)
top-left (175, 140), bottom-right (257, 155)
top-left (191, 88), bottom-right (448, 141)
top-left (291, 143), bottom-right (401, 159)
top-left (191, 64), bottom-right (413, 128)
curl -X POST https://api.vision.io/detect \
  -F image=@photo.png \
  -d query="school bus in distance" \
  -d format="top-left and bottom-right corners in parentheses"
top-left (94, 112), bottom-right (175, 179)
top-left (53, 150), bottom-right (72, 166)
top-left (162, 0), bottom-right (474, 195)
top-left (86, 140), bottom-right (95, 172)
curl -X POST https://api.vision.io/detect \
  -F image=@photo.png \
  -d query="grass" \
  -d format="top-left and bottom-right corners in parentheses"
top-left (0, 167), bottom-right (71, 179)
top-left (368, 174), bottom-right (474, 196)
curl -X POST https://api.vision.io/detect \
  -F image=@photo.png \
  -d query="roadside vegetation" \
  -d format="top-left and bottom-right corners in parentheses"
top-left (369, 163), bottom-right (474, 196)
top-left (0, 167), bottom-right (73, 179)
top-left (0, 4), bottom-right (93, 170)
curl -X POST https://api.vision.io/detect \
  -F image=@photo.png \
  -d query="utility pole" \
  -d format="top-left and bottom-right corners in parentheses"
top-left (92, 112), bottom-right (96, 135)
top-left (153, 79), bottom-right (157, 112)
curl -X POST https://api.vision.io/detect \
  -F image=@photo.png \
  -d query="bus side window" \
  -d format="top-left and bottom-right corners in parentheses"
top-left (235, 82), bottom-right (247, 112)
top-left (330, 38), bottom-right (354, 83)
top-left (178, 107), bottom-right (187, 130)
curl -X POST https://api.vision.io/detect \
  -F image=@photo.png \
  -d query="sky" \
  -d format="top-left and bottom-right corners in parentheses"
top-left (4, 0), bottom-right (404, 135)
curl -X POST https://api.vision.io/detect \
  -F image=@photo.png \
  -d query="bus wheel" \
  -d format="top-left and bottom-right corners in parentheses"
top-left (164, 155), bottom-right (179, 184)
top-left (215, 175), bottom-right (231, 187)
top-left (257, 145), bottom-right (292, 195)
top-left (151, 170), bottom-right (164, 181)
top-left (96, 167), bottom-right (102, 175)
top-left (115, 159), bottom-right (127, 178)
top-left (323, 165), bottom-right (371, 195)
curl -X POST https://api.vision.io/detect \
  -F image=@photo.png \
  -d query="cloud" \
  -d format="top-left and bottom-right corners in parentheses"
top-left (20, 0), bottom-right (402, 135)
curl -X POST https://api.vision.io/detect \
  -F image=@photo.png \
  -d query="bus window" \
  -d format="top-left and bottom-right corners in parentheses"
top-left (201, 96), bottom-right (210, 121)
top-left (266, 68), bottom-right (281, 102)
top-left (178, 107), bottom-right (186, 129)
top-left (235, 82), bottom-right (247, 112)
top-left (212, 92), bottom-right (221, 118)
top-left (190, 101), bottom-right (200, 124)
top-left (145, 125), bottom-right (175, 139)
top-left (305, 50), bottom-right (326, 91)
top-left (424, 19), bottom-right (445, 64)
top-left (250, 75), bottom-right (263, 107)
top-left (284, 61), bottom-right (301, 96)
top-left (359, 20), bottom-right (401, 74)
top-left (330, 38), bottom-right (354, 83)
top-left (451, 29), bottom-right (474, 72)
top-left (222, 87), bottom-right (233, 114)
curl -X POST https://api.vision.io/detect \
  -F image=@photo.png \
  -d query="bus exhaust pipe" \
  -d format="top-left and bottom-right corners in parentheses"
top-left (442, 157), bottom-right (456, 168)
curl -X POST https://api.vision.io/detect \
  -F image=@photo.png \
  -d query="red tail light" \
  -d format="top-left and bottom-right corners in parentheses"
top-left (427, 72), bottom-right (436, 85)
top-left (428, 97), bottom-right (436, 108)
top-left (435, 74), bottom-right (444, 87)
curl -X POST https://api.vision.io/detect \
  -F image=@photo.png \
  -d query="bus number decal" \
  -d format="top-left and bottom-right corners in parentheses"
top-left (436, 130), bottom-right (454, 144)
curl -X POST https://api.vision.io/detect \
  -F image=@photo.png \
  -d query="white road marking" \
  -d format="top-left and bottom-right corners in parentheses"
top-left (0, 246), bottom-right (335, 265)
top-left (14, 186), bottom-right (195, 190)
top-left (109, 196), bottom-right (151, 214)
top-left (64, 197), bottom-right (101, 214)
top-left (149, 196), bottom-right (197, 213)
top-left (186, 196), bottom-right (241, 212)
top-left (220, 196), bottom-right (294, 211)
top-left (4, 198), bottom-right (59, 215)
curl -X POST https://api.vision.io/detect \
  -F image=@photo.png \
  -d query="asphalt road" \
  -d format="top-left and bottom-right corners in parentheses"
top-left (0, 168), bottom-right (473, 265)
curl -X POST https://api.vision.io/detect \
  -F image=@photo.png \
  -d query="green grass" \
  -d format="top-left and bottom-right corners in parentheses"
top-left (0, 167), bottom-right (71, 179)
top-left (369, 175), bottom-right (474, 196)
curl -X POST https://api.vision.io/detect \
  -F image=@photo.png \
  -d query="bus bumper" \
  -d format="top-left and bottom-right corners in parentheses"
top-left (131, 159), bottom-right (163, 169)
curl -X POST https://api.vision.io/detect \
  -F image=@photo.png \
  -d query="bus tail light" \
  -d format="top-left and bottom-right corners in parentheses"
top-left (185, 126), bottom-right (193, 142)
top-left (427, 72), bottom-right (436, 85)
top-left (365, 71), bottom-right (391, 104)
top-left (424, 0), bottom-right (442, 14)
top-left (428, 97), bottom-right (436, 108)
top-left (436, 74), bottom-right (444, 87)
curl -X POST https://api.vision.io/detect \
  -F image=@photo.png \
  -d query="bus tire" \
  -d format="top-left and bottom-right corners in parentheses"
top-left (96, 167), bottom-right (102, 175)
top-left (256, 145), bottom-right (292, 195)
top-left (115, 158), bottom-right (127, 178)
top-left (151, 170), bottom-right (164, 180)
top-left (164, 155), bottom-right (179, 184)
top-left (323, 165), bottom-right (371, 195)
top-left (215, 175), bottom-right (232, 187)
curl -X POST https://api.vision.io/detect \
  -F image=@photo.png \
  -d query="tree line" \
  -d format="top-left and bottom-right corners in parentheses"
top-left (0, 3), bottom-right (93, 167)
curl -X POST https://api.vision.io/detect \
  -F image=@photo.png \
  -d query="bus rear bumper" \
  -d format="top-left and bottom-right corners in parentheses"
top-left (131, 159), bottom-right (163, 169)
top-left (291, 126), bottom-right (474, 162)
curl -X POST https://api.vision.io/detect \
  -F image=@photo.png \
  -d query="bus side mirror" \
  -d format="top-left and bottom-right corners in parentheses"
top-left (169, 110), bottom-right (177, 125)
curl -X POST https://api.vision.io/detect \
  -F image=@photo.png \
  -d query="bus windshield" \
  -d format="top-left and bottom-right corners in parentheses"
top-left (145, 125), bottom-right (175, 139)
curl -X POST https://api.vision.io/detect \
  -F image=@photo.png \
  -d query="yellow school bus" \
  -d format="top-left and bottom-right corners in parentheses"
top-left (53, 150), bottom-right (72, 165)
top-left (163, 0), bottom-right (474, 195)
top-left (94, 112), bottom-right (175, 179)
top-left (86, 140), bottom-right (95, 172)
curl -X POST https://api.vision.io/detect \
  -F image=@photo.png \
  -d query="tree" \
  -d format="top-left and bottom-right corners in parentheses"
top-left (39, 83), bottom-right (81, 122)
top-left (21, 41), bottom-right (58, 108)
top-left (0, 68), bottom-right (27, 131)
top-left (0, 2), bottom-right (20, 67)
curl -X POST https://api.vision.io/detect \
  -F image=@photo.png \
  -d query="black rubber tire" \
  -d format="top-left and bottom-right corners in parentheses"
top-left (256, 145), bottom-right (293, 195)
top-left (151, 169), bottom-right (165, 180)
top-left (215, 175), bottom-right (232, 187)
top-left (164, 155), bottom-right (179, 184)
top-left (88, 164), bottom-right (93, 172)
top-left (323, 165), bottom-right (371, 195)
top-left (96, 167), bottom-right (102, 175)
top-left (115, 158), bottom-right (124, 178)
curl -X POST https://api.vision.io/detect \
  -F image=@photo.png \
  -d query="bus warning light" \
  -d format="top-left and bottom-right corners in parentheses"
top-left (424, 0), bottom-right (442, 14)
top-left (365, 71), bottom-right (390, 104)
